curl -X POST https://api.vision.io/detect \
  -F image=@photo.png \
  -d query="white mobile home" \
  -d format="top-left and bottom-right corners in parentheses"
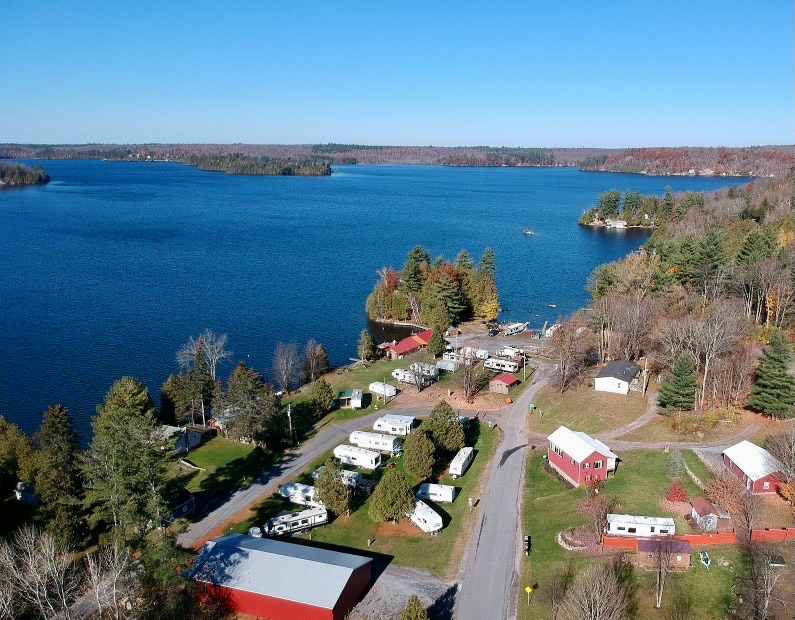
top-left (443, 351), bottom-right (463, 364)
top-left (265, 507), bottom-right (328, 536)
top-left (278, 483), bottom-right (322, 507)
top-left (409, 500), bottom-right (443, 534)
top-left (497, 346), bottom-right (524, 358)
top-left (410, 362), bottom-right (439, 379)
top-left (606, 514), bottom-right (675, 537)
top-left (311, 466), bottom-right (362, 489)
top-left (416, 483), bottom-right (457, 503)
top-left (349, 431), bottom-right (403, 455)
top-left (373, 414), bottom-right (415, 436)
top-left (484, 358), bottom-right (520, 373)
top-left (333, 444), bottom-right (382, 470)
top-left (368, 381), bottom-right (397, 401)
top-left (449, 446), bottom-right (475, 478)
top-left (391, 368), bottom-right (417, 385)
top-left (436, 359), bottom-right (457, 373)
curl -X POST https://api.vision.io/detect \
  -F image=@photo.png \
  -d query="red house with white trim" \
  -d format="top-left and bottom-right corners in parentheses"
top-left (722, 440), bottom-right (785, 495)
top-left (386, 330), bottom-right (433, 360)
top-left (191, 534), bottom-right (372, 620)
top-left (547, 426), bottom-right (618, 488)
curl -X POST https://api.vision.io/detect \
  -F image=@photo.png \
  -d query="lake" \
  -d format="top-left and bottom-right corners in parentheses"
top-left (0, 161), bottom-right (749, 438)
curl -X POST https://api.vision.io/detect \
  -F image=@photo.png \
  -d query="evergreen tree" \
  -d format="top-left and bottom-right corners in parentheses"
top-left (368, 468), bottom-right (415, 523)
top-left (358, 329), bottom-right (376, 361)
top-left (83, 377), bottom-right (167, 538)
top-left (597, 191), bottom-right (621, 218)
top-left (427, 329), bottom-right (446, 358)
top-left (748, 333), bottom-right (795, 418)
top-left (433, 274), bottom-right (466, 324)
top-left (737, 228), bottom-right (776, 265)
top-left (220, 363), bottom-right (283, 448)
top-left (422, 400), bottom-right (465, 455)
top-left (399, 595), bottom-right (430, 620)
top-left (403, 246), bottom-right (430, 293)
top-left (658, 357), bottom-right (698, 412)
top-left (0, 417), bottom-right (35, 495)
top-left (36, 405), bottom-right (83, 545)
top-left (421, 295), bottom-right (450, 333)
top-left (480, 248), bottom-right (496, 279)
top-left (403, 430), bottom-right (435, 480)
top-left (311, 378), bottom-right (336, 416)
top-left (314, 458), bottom-right (352, 517)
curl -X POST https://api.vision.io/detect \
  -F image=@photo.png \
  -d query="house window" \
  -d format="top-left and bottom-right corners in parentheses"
top-left (617, 526), bottom-right (625, 531)
top-left (763, 481), bottom-right (770, 489)
top-left (650, 526), bottom-right (655, 533)
top-left (628, 527), bottom-right (636, 534)
top-left (660, 529), bottom-right (668, 534)
top-left (584, 463), bottom-right (590, 469)
top-left (594, 461), bottom-right (602, 469)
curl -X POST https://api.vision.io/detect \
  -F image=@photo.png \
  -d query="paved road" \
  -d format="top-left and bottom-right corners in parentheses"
top-left (455, 367), bottom-right (551, 620)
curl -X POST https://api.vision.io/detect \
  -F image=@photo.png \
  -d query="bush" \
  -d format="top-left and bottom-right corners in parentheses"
top-left (665, 481), bottom-right (689, 503)
top-left (368, 468), bottom-right (415, 523)
top-left (403, 430), bottom-right (435, 480)
top-left (311, 378), bottom-right (336, 416)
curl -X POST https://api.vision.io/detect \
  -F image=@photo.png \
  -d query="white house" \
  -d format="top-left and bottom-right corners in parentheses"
top-left (606, 514), bottom-right (675, 537)
top-left (594, 361), bottom-right (641, 395)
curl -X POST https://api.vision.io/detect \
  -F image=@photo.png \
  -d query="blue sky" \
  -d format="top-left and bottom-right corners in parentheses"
top-left (2, 1), bottom-right (792, 146)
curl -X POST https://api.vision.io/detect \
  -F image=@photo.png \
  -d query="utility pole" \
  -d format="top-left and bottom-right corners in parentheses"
top-left (287, 404), bottom-right (294, 446)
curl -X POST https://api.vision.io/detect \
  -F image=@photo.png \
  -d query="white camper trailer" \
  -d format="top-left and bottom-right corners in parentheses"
top-left (606, 514), bottom-right (675, 537)
top-left (484, 357), bottom-right (520, 373)
top-left (436, 359), bottom-right (457, 373)
top-left (409, 362), bottom-right (439, 379)
top-left (279, 482), bottom-right (322, 507)
top-left (311, 466), bottom-right (362, 489)
top-left (497, 346), bottom-right (524, 358)
top-left (373, 414), bottom-right (415, 436)
top-left (449, 447), bottom-right (475, 479)
top-left (333, 444), bottom-right (382, 470)
top-left (349, 431), bottom-right (403, 455)
top-left (409, 500), bottom-right (443, 534)
top-left (416, 483), bottom-right (457, 503)
top-left (368, 381), bottom-right (398, 401)
top-left (391, 368), bottom-right (417, 385)
top-left (265, 507), bottom-right (328, 536)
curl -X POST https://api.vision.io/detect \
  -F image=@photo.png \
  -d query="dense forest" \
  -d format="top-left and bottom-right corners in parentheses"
top-left (183, 154), bottom-right (331, 176)
top-left (579, 189), bottom-right (706, 227)
top-left (366, 246), bottom-right (500, 329)
top-left (0, 162), bottom-right (50, 188)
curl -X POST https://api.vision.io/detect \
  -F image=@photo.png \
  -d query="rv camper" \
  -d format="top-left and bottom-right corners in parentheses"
top-left (279, 482), bottom-right (322, 507)
top-left (449, 447), bottom-right (475, 479)
top-left (416, 483), bottom-right (457, 503)
top-left (373, 414), bottom-right (415, 436)
top-left (265, 507), bottom-right (328, 536)
top-left (349, 431), bottom-right (403, 455)
top-left (311, 466), bottom-right (362, 488)
top-left (391, 368), bottom-right (417, 385)
top-left (368, 381), bottom-right (398, 401)
top-left (497, 346), bottom-right (524, 358)
top-left (333, 444), bottom-right (382, 470)
top-left (409, 362), bottom-right (439, 379)
top-left (409, 500), bottom-right (444, 534)
top-left (484, 357), bottom-right (520, 373)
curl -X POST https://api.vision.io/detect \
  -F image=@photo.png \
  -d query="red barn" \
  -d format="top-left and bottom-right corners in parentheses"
top-left (489, 373), bottom-right (520, 394)
top-left (191, 535), bottom-right (372, 620)
top-left (386, 330), bottom-right (433, 360)
top-left (722, 440), bottom-right (785, 495)
top-left (547, 426), bottom-right (618, 488)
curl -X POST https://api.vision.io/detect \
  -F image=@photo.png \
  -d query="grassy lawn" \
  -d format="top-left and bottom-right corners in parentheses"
top-left (528, 382), bottom-right (647, 435)
top-left (237, 422), bottom-right (500, 577)
top-left (618, 411), bottom-right (757, 443)
top-left (519, 450), bottom-right (741, 619)
top-left (682, 450), bottom-right (714, 487)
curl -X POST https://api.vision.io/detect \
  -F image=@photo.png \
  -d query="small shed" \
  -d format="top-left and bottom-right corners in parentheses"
top-left (690, 497), bottom-right (720, 532)
top-left (337, 389), bottom-right (363, 410)
top-left (489, 373), bottom-right (520, 394)
top-left (635, 538), bottom-right (692, 571)
top-left (594, 361), bottom-right (641, 395)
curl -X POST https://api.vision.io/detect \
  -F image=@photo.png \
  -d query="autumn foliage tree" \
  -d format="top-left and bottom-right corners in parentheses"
top-left (665, 481), bottom-right (689, 503)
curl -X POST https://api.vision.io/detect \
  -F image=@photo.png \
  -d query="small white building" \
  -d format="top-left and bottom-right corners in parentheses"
top-left (449, 446), bottom-right (475, 479)
top-left (373, 414), bottom-right (415, 436)
top-left (409, 500), bottom-right (443, 534)
top-left (279, 483), bottom-right (323, 507)
top-left (594, 361), bottom-right (641, 395)
top-left (337, 389), bottom-right (364, 410)
top-left (416, 483), bottom-right (456, 503)
top-left (606, 514), bottom-right (675, 537)
top-left (368, 382), bottom-right (397, 401)
top-left (348, 431), bottom-right (403, 455)
top-left (265, 507), bottom-right (328, 536)
top-left (333, 444), bottom-right (381, 470)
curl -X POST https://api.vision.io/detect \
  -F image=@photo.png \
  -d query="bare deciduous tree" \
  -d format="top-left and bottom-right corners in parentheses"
top-left (461, 358), bottom-right (487, 402)
top-left (84, 542), bottom-right (133, 620)
top-left (748, 544), bottom-right (784, 620)
top-left (651, 539), bottom-right (674, 609)
top-left (706, 472), bottom-right (760, 543)
top-left (559, 562), bottom-right (629, 620)
top-left (273, 342), bottom-right (300, 394)
top-left (177, 329), bottom-right (232, 380)
top-left (303, 339), bottom-right (329, 383)
top-left (694, 302), bottom-right (747, 408)
top-left (547, 317), bottom-right (591, 393)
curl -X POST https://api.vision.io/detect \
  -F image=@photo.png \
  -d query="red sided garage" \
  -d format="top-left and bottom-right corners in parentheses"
top-left (722, 440), bottom-right (785, 495)
top-left (191, 534), bottom-right (372, 620)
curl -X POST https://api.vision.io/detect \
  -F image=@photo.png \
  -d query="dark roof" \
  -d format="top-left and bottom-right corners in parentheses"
top-left (597, 361), bottom-right (641, 382)
top-left (691, 497), bottom-right (717, 517)
top-left (637, 538), bottom-right (692, 554)
top-left (191, 534), bottom-right (371, 609)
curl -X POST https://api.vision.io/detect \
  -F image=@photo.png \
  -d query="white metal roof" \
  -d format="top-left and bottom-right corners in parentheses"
top-left (380, 414), bottom-right (415, 425)
top-left (547, 426), bottom-right (618, 463)
top-left (450, 446), bottom-right (474, 468)
top-left (722, 440), bottom-right (784, 481)
top-left (409, 500), bottom-right (443, 532)
top-left (607, 513), bottom-right (675, 528)
top-left (350, 430), bottom-right (398, 443)
top-left (334, 444), bottom-right (380, 458)
top-left (191, 535), bottom-right (371, 609)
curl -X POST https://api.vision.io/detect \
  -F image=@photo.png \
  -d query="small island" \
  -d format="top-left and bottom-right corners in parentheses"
top-left (579, 189), bottom-right (708, 229)
top-left (182, 154), bottom-right (331, 176)
top-left (0, 162), bottom-right (50, 189)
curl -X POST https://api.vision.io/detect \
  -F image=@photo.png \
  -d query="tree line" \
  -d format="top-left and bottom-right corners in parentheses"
top-left (0, 162), bottom-right (50, 188)
top-left (579, 189), bottom-right (705, 227)
top-left (183, 154), bottom-right (331, 176)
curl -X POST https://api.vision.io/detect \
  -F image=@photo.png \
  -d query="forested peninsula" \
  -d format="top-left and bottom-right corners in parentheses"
top-left (0, 162), bottom-right (50, 188)
top-left (183, 154), bottom-right (331, 176)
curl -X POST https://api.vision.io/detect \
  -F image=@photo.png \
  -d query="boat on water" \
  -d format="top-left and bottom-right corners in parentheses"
top-left (522, 228), bottom-right (536, 236)
top-left (547, 304), bottom-right (557, 308)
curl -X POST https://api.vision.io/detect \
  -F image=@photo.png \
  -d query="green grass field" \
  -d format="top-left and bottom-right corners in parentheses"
top-left (519, 450), bottom-right (742, 619)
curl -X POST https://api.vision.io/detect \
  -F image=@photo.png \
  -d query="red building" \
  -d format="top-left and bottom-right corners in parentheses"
top-left (385, 329), bottom-right (433, 360)
top-left (722, 440), bottom-right (785, 495)
top-left (489, 373), bottom-right (519, 394)
top-left (191, 534), bottom-right (372, 620)
top-left (547, 426), bottom-right (618, 488)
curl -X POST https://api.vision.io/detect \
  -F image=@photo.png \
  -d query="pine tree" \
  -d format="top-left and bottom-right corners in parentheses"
top-left (403, 246), bottom-right (430, 293)
top-left (311, 378), bottom-right (336, 416)
top-left (403, 430), bottom-right (435, 480)
top-left (314, 458), bottom-right (351, 517)
top-left (658, 357), bottom-right (697, 412)
top-left (399, 595), bottom-right (430, 620)
top-left (221, 363), bottom-right (283, 448)
top-left (427, 329), bottom-right (446, 358)
top-left (737, 228), bottom-right (776, 265)
top-left (480, 248), bottom-right (496, 279)
top-left (368, 468), bottom-right (415, 523)
top-left (358, 329), bottom-right (376, 361)
top-left (748, 333), bottom-right (795, 418)
top-left (422, 400), bottom-right (465, 455)
top-left (433, 274), bottom-right (466, 324)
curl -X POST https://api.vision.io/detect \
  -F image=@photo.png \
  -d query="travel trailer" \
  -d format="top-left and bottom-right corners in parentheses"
top-left (497, 346), bottom-right (524, 358)
top-left (373, 414), bottom-right (415, 436)
top-left (311, 466), bottom-right (362, 488)
top-left (449, 447), bottom-right (475, 479)
top-left (416, 483), bottom-right (456, 503)
top-left (409, 361), bottom-right (438, 378)
top-left (368, 381), bottom-right (398, 401)
top-left (409, 500), bottom-right (443, 534)
top-left (391, 368), bottom-right (417, 385)
top-left (265, 507), bottom-right (328, 536)
top-left (333, 444), bottom-right (382, 470)
top-left (484, 357), bottom-right (520, 373)
top-left (349, 431), bottom-right (403, 455)
top-left (278, 483), bottom-right (322, 507)
top-left (606, 514), bottom-right (675, 537)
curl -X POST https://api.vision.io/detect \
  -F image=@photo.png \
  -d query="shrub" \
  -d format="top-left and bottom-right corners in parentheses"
top-left (665, 481), bottom-right (689, 503)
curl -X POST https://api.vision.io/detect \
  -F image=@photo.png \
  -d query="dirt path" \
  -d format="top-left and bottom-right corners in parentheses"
top-left (597, 389), bottom-right (660, 440)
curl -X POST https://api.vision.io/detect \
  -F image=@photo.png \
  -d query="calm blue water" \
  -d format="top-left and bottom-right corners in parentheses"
top-left (0, 161), bottom-right (749, 437)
